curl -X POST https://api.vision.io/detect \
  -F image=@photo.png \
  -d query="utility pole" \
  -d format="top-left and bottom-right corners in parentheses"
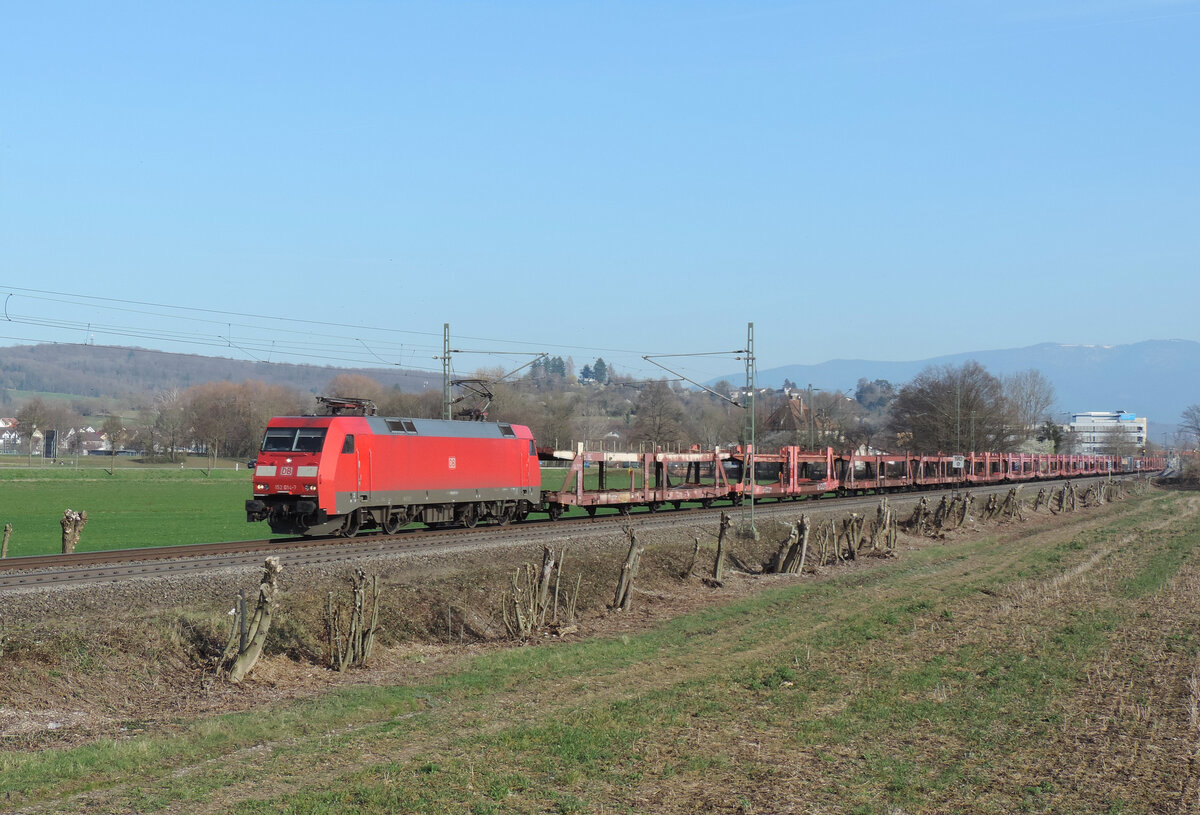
top-left (956, 382), bottom-right (962, 451)
top-left (808, 383), bottom-right (814, 450)
top-left (743, 322), bottom-right (756, 533)
top-left (441, 323), bottom-right (452, 420)
top-left (641, 335), bottom-right (752, 526)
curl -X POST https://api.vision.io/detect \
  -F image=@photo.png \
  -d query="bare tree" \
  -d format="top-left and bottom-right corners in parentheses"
top-left (573, 401), bottom-right (611, 446)
top-left (14, 398), bottom-right (51, 438)
top-left (101, 414), bottom-right (125, 473)
top-left (534, 392), bottom-right (579, 450)
top-left (630, 381), bottom-right (686, 449)
top-left (15, 398), bottom-right (76, 460)
top-left (1093, 427), bottom-right (1140, 457)
top-left (888, 361), bottom-right (1016, 453)
top-left (1004, 370), bottom-right (1056, 442)
top-left (845, 418), bottom-right (878, 452)
top-left (184, 380), bottom-right (305, 465)
top-left (324, 374), bottom-right (385, 403)
top-left (377, 388), bottom-right (443, 419)
top-left (154, 388), bottom-right (188, 462)
top-left (812, 389), bottom-right (862, 450)
top-left (1182, 404), bottom-right (1200, 448)
top-left (693, 401), bottom-right (740, 448)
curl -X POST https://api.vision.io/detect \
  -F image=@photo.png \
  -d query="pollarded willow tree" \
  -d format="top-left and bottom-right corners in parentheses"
top-left (887, 361), bottom-right (1018, 454)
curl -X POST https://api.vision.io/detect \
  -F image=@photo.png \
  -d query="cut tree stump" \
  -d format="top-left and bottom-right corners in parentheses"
top-left (221, 557), bottom-right (283, 683)
top-left (60, 510), bottom-right (87, 555)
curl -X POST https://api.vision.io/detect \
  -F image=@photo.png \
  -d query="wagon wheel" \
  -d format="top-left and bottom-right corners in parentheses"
top-left (700, 498), bottom-right (713, 508)
top-left (548, 504), bottom-right (564, 521)
top-left (339, 510), bottom-right (361, 538)
top-left (382, 511), bottom-right (404, 535)
top-left (648, 502), bottom-right (662, 513)
top-left (617, 505), bottom-right (630, 516)
top-left (585, 506), bottom-right (597, 518)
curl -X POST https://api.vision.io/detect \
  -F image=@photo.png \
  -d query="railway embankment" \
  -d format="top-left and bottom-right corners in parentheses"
top-left (0, 478), bottom-right (1152, 748)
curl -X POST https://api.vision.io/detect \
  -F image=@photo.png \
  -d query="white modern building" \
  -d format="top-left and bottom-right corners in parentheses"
top-left (1068, 411), bottom-right (1148, 455)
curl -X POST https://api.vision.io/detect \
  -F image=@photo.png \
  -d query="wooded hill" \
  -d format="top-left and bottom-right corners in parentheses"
top-left (0, 343), bottom-right (431, 403)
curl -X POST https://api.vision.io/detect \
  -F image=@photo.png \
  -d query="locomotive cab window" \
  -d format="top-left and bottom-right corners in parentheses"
top-left (262, 427), bottom-right (328, 453)
top-left (296, 428), bottom-right (326, 452)
top-left (342, 434), bottom-right (355, 454)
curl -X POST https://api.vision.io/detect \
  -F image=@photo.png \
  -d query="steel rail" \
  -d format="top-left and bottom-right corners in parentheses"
top-left (0, 476), bottom-right (1127, 592)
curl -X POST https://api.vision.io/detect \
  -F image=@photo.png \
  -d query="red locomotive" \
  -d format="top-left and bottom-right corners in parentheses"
top-left (245, 398), bottom-right (541, 536)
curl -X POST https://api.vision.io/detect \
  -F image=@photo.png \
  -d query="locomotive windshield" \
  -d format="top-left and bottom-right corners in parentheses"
top-left (261, 427), bottom-right (328, 453)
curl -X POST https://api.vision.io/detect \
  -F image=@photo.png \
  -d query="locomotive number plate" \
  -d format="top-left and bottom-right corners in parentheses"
top-left (448, 456), bottom-right (456, 470)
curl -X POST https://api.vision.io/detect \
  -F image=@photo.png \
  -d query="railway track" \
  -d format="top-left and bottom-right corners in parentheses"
top-left (0, 477), bottom-right (1120, 593)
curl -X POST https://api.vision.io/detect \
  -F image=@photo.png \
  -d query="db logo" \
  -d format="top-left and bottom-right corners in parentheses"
top-left (281, 466), bottom-right (294, 476)
top-left (448, 456), bottom-right (457, 470)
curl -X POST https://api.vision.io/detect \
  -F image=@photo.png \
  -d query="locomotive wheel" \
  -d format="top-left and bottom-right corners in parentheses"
top-left (497, 506), bottom-right (514, 526)
top-left (339, 511), bottom-right (361, 538)
top-left (382, 512), bottom-right (404, 535)
top-left (458, 504), bottom-right (478, 529)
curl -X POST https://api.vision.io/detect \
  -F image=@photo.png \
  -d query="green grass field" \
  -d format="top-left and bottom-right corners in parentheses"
top-left (0, 459), bottom-right (255, 557)
top-left (0, 462), bottom-right (627, 557)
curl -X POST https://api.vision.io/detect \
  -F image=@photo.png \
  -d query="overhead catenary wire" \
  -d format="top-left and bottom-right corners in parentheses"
top-left (0, 283), bottom-right (744, 383)
top-left (0, 284), bottom-right (654, 356)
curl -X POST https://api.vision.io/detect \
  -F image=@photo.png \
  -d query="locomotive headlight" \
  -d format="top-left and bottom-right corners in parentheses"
top-left (305, 484), bottom-right (318, 492)
top-left (255, 483), bottom-right (268, 491)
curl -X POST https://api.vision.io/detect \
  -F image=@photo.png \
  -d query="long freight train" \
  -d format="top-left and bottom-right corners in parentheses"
top-left (245, 399), bottom-right (1164, 537)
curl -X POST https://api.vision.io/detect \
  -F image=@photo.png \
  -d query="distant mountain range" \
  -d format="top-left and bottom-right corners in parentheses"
top-left (718, 340), bottom-right (1199, 444)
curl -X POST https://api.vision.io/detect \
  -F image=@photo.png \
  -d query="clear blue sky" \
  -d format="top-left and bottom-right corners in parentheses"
top-left (2, 1), bottom-right (1197, 386)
